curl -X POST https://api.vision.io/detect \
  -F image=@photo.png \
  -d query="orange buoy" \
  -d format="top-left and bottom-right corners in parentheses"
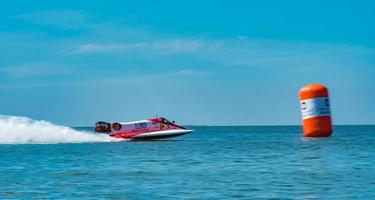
top-left (299, 84), bottom-right (333, 137)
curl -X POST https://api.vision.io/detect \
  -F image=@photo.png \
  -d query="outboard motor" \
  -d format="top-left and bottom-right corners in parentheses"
top-left (95, 121), bottom-right (111, 133)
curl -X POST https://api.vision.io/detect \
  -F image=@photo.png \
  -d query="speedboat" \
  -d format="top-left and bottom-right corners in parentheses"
top-left (95, 117), bottom-right (193, 140)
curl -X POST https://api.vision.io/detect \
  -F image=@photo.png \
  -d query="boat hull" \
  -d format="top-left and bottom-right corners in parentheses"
top-left (110, 129), bottom-right (193, 140)
top-left (131, 129), bottom-right (193, 140)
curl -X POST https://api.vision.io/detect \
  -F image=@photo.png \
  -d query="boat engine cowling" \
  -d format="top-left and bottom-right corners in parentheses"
top-left (95, 121), bottom-right (111, 133)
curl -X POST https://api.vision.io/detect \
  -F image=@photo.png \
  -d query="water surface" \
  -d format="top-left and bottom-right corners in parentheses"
top-left (0, 126), bottom-right (374, 199)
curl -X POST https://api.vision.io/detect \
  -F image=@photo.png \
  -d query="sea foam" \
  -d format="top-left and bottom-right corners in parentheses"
top-left (0, 115), bottom-right (121, 144)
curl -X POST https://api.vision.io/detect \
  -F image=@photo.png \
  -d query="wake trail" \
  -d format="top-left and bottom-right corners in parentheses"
top-left (0, 115), bottom-right (122, 144)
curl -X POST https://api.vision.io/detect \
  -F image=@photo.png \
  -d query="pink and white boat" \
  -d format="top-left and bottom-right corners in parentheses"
top-left (95, 117), bottom-right (193, 140)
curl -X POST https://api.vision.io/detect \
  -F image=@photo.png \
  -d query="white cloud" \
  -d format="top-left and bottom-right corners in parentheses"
top-left (197, 39), bottom-right (375, 69)
top-left (73, 43), bottom-right (146, 54)
top-left (72, 39), bottom-right (205, 54)
top-left (151, 40), bottom-right (203, 52)
top-left (0, 63), bottom-right (73, 78)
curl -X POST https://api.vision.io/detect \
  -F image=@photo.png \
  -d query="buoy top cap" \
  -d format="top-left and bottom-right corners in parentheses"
top-left (299, 83), bottom-right (329, 100)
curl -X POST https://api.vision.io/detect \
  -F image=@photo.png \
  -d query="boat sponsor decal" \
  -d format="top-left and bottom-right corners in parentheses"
top-left (135, 122), bottom-right (147, 130)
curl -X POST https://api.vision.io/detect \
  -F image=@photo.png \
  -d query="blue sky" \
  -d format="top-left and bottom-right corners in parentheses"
top-left (0, 0), bottom-right (374, 126)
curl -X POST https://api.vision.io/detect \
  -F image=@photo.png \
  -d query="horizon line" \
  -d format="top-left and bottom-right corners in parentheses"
top-left (73, 124), bottom-right (375, 128)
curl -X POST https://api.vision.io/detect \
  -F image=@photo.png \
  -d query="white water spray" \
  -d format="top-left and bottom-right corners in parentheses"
top-left (0, 115), bottom-right (122, 144)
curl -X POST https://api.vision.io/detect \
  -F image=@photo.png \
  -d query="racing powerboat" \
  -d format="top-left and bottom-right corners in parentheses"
top-left (95, 117), bottom-right (193, 140)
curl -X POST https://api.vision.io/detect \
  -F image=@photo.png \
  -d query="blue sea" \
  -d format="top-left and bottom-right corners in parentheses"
top-left (1, 125), bottom-right (375, 199)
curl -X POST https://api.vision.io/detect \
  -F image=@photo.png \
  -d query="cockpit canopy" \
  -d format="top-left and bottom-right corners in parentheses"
top-left (149, 117), bottom-right (174, 125)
